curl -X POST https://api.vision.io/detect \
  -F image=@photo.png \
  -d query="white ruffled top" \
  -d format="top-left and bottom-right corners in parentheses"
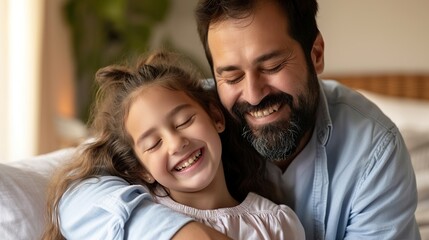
top-left (156, 192), bottom-right (305, 240)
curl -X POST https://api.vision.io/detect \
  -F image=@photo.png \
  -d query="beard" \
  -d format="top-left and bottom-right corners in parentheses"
top-left (231, 72), bottom-right (319, 163)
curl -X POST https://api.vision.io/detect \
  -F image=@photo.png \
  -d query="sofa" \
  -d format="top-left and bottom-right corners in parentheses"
top-left (1, 90), bottom-right (429, 239)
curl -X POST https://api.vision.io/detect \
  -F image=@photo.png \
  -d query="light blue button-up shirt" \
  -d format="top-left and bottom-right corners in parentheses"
top-left (59, 80), bottom-right (420, 239)
top-left (266, 80), bottom-right (420, 239)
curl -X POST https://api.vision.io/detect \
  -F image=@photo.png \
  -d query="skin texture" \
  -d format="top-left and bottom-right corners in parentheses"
top-left (207, 1), bottom-right (324, 170)
top-left (125, 85), bottom-right (237, 210)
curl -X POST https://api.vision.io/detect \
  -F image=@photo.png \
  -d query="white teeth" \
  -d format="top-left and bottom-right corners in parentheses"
top-left (175, 150), bottom-right (202, 171)
top-left (249, 104), bottom-right (280, 118)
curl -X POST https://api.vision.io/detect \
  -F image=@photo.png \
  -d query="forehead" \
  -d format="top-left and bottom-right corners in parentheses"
top-left (207, 1), bottom-right (292, 67)
top-left (126, 85), bottom-right (196, 132)
top-left (130, 85), bottom-right (192, 111)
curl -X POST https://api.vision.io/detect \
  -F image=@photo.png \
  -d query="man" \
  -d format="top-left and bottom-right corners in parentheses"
top-left (57, 0), bottom-right (420, 239)
top-left (194, 0), bottom-right (420, 239)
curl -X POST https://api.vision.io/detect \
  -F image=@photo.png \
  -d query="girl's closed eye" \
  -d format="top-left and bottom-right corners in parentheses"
top-left (144, 139), bottom-right (162, 152)
top-left (176, 114), bottom-right (196, 129)
top-left (143, 115), bottom-right (195, 152)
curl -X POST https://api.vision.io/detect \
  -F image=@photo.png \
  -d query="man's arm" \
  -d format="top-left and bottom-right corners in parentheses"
top-left (59, 176), bottom-right (228, 239)
top-left (344, 130), bottom-right (420, 239)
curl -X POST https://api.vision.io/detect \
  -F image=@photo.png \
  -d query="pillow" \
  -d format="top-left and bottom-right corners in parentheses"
top-left (0, 148), bottom-right (75, 240)
top-left (357, 90), bottom-right (429, 132)
top-left (6, 147), bottom-right (76, 177)
top-left (400, 129), bottom-right (429, 172)
top-left (0, 164), bottom-right (49, 239)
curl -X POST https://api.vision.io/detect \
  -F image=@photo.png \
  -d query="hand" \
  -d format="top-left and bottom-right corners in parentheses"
top-left (172, 221), bottom-right (232, 240)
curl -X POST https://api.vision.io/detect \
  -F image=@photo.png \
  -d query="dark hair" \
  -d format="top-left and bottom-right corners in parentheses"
top-left (43, 50), bottom-right (272, 239)
top-left (195, 0), bottom-right (319, 69)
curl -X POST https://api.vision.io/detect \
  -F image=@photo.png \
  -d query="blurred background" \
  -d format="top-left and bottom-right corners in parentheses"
top-left (1, 0), bottom-right (429, 162)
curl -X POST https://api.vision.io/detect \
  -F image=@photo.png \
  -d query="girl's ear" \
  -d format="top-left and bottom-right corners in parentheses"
top-left (142, 171), bottom-right (155, 184)
top-left (209, 104), bottom-right (225, 133)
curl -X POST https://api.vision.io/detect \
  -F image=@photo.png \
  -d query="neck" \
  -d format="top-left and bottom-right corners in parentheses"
top-left (168, 163), bottom-right (239, 210)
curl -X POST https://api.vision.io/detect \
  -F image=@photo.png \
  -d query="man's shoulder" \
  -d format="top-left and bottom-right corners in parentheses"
top-left (320, 79), bottom-right (377, 110)
top-left (318, 79), bottom-right (402, 168)
top-left (320, 79), bottom-right (395, 130)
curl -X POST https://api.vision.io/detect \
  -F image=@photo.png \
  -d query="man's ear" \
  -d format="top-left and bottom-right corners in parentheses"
top-left (209, 104), bottom-right (225, 133)
top-left (311, 33), bottom-right (325, 74)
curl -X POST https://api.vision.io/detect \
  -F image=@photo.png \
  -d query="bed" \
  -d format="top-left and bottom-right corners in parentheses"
top-left (0, 74), bottom-right (428, 239)
top-left (324, 74), bottom-right (429, 238)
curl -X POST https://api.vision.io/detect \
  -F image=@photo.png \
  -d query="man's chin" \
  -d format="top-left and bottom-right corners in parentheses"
top-left (247, 120), bottom-right (290, 136)
top-left (248, 132), bottom-right (296, 163)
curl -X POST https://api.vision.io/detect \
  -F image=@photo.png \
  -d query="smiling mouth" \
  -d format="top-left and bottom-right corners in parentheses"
top-left (174, 149), bottom-right (202, 171)
top-left (248, 104), bottom-right (280, 118)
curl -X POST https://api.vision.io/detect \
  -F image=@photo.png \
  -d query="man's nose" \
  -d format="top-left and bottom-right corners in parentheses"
top-left (242, 73), bottom-right (269, 106)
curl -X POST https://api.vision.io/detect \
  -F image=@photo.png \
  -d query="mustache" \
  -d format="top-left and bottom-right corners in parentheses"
top-left (231, 93), bottom-right (294, 119)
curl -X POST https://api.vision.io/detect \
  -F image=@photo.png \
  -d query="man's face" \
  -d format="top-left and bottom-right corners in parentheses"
top-left (207, 2), bottom-right (321, 162)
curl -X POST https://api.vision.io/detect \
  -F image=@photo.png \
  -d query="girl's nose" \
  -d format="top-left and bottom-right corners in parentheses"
top-left (167, 134), bottom-right (189, 155)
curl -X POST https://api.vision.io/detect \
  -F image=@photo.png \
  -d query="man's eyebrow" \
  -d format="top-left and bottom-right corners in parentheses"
top-left (215, 50), bottom-right (285, 75)
top-left (135, 103), bottom-right (192, 146)
top-left (253, 50), bottom-right (284, 64)
top-left (215, 65), bottom-right (240, 75)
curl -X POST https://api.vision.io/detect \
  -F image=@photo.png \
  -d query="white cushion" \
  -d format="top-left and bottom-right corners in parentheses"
top-left (0, 164), bottom-right (48, 239)
top-left (357, 90), bottom-right (429, 132)
top-left (0, 148), bottom-right (75, 240)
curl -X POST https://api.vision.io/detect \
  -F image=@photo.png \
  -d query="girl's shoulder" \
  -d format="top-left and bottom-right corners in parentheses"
top-left (242, 192), bottom-right (297, 221)
top-left (239, 192), bottom-right (305, 239)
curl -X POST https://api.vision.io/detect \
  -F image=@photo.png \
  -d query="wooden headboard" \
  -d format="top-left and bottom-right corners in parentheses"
top-left (323, 74), bottom-right (429, 101)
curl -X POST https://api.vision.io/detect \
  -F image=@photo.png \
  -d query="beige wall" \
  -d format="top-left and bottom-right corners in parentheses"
top-left (157, 0), bottom-right (429, 75)
top-left (5, 0), bottom-right (427, 161)
top-left (318, 0), bottom-right (429, 75)
top-left (38, 0), bottom-right (77, 155)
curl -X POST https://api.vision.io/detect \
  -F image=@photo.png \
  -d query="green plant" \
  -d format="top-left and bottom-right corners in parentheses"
top-left (63, 0), bottom-right (171, 122)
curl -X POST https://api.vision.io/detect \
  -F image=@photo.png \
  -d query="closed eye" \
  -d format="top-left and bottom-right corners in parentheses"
top-left (216, 71), bottom-right (244, 85)
top-left (176, 115), bottom-right (196, 129)
top-left (261, 61), bottom-right (286, 74)
top-left (225, 75), bottom-right (244, 85)
top-left (145, 139), bottom-right (162, 152)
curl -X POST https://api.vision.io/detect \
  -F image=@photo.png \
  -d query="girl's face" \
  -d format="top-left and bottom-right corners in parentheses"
top-left (125, 85), bottom-right (225, 197)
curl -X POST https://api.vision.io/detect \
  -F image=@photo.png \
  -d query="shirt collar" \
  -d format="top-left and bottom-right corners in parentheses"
top-left (315, 79), bottom-right (332, 146)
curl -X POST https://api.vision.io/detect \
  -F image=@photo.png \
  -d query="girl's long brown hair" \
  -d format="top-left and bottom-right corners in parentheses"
top-left (42, 50), bottom-right (274, 240)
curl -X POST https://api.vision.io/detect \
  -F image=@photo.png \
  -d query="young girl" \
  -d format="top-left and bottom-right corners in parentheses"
top-left (43, 50), bottom-right (305, 240)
